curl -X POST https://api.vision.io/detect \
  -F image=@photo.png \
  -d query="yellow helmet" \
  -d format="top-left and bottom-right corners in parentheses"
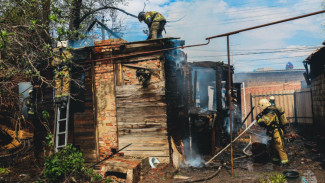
top-left (269, 96), bottom-right (275, 100)
top-left (258, 98), bottom-right (271, 110)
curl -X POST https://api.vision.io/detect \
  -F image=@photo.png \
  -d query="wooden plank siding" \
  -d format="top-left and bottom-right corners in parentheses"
top-left (73, 69), bottom-right (98, 163)
top-left (116, 62), bottom-right (169, 163)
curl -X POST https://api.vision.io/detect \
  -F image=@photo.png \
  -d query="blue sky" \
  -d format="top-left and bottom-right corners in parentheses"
top-left (112, 0), bottom-right (325, 72)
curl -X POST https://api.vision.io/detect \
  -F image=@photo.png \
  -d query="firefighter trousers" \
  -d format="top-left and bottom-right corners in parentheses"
top-left (149, 21), bottom-right (165, 39)
top-left (271, 129), bottom-right (288, 164)
top-left (54, 66), bottom-right (70, 98)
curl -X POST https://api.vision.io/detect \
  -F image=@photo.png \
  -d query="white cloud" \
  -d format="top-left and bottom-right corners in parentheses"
top-left (117, 0), bottom-right (325, 72)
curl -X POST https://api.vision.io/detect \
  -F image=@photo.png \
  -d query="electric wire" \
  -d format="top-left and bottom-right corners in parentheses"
top-left (187, 48), bottom-right (317, 58)
top-left (188, 46), bottom-right (319, 53)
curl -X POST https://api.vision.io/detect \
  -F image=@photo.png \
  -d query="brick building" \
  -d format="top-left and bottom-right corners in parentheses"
top-left (70, 38), bottom-right (186, 164)
top-left (234, 69), bottom-right (305, 122)
top-left (304, 45), bottom-right (325, 136)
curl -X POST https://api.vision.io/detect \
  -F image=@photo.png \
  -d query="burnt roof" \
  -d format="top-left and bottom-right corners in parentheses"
top-left (304, 46), bottom-right (325, 79)
top-left (188, 61), bottom-right (231, 71)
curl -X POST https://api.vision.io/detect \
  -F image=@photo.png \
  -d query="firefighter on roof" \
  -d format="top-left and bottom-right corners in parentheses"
top-left (138, 11), bottom-right (166, 39)
top-left (256, 98), bottom-right (289, 166)
top-left (52, 41), bottom-right (71, 108)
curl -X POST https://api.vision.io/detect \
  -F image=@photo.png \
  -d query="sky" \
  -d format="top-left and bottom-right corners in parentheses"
top-left (108, 0), bottom-right (325, 73)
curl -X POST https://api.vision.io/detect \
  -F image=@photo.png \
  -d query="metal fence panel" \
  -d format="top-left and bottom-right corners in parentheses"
top-left (248, 89), bottom-right (313, 125)
top-left (294, 88), bottom-right (313, 124)
top-left (250, 90), bottom-right (295, 124)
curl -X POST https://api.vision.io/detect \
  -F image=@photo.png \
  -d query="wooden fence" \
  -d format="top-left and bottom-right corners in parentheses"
top-left (248, 89), bottom-right (312, 124)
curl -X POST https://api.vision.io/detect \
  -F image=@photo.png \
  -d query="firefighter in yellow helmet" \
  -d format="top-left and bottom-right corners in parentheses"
top-left (269, 96), bottom-right (275, 106)
top-left (138, 11), bottom-right (166, 39)
top-left (256, 98), bottom-right (289, 166)
top-left (52, 41), bottom-right (72, 108)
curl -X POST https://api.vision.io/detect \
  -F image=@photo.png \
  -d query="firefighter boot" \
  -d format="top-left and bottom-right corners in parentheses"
top-left (60, 96), bottom-right (68, 109)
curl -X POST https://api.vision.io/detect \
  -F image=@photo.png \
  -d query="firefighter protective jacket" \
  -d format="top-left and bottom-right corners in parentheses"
top-left (257, 105), bottom-right (282, 135)
top-left (144, 11), bottom-right (166, 25)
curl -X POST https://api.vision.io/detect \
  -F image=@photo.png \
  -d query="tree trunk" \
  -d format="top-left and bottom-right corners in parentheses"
top-left (41, 0), bottom-right (51, 43)
top-left (69, 0), bottom-right (83, 32)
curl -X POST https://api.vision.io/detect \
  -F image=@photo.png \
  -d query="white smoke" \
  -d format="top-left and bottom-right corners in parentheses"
top-left (182, 138), bottom-right (205, 168)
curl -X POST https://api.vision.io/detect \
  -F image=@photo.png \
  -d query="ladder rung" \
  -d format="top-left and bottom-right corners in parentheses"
top-left (58, 118), bottom-right (67, 121)
top-left (58, 132), bottom-right (67, 135)
top-left (57, 145), bottom-right (66, 148)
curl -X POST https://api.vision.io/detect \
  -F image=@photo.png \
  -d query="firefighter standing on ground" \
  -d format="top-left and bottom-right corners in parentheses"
top-left (138, 11), bottom-right (166, 39)
top-left (256, 98), bottom-right (289, 165)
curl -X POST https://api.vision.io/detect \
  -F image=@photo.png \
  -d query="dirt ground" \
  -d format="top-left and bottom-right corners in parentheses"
top-left (140, 124), bottom-right (325, 183)
top-left (1, 124), bottom-right (325, 183)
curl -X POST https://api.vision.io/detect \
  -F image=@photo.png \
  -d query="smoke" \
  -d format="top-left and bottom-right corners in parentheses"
top-left (191, 67), bottom-right (217, 111)
top-left (182, 137), bottom-right (205, 168)
top-left (224, 102), bottom-right (243, 135)
top-left (249, 129), bottom-right (270, 144)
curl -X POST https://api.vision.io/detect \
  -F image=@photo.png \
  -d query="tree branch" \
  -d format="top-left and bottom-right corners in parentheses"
top-left (79, 6), bottom-right (137, 25)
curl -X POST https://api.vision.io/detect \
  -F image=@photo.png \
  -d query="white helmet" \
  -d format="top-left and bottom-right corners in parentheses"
top-left (28, 89), bottom-right (33, 94)
top-left (269, 96), bottom-right (275, 100)
top-left (258, 98), bottom-right (271, 110)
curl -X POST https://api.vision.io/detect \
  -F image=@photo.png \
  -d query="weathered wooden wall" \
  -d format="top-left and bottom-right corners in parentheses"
top-left (116, 58), bottom-right (169, 163)
top-left (73, 68), bottom-right (98, 162)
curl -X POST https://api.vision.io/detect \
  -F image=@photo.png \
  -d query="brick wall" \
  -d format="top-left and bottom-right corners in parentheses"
top-left (311, 73), bottom-right (325, 136)
top-left (244, 82), bottom-right (301, 94)
top-left (94, 39), bottom-right (127, 159)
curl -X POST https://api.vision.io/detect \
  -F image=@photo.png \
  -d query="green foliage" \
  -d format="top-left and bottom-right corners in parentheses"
top-left (259, 173), bottom-right (286, 183)
top-left (45, 133), bottom-right (54, 147)
top-left (42, 110), bottom-right (50, 120)
top-left (104, 178), bottom-right (111, 183)
top-left (0, 167), bottom-right (9, 175)
top-left (43, 144), bottom-right (84, 182)
top-left (43, 144), bottom-right (105, 182)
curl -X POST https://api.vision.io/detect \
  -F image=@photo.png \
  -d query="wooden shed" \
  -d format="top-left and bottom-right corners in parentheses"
top-left (71, 38), bottom-right (187, 164)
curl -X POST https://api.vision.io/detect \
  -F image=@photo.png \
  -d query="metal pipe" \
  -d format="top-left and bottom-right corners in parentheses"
top-left (205, 120), bottom-right (257, 165)
top-left (206, 10), bottom-right (325, 40)
top-left (242, 82), bottom-right (247, 128)
top-left (242, 106), bottom-right (255, 125)
top-left (250, 94), bottom-right (254, 123)
top-left (226, 35), bottom-right (234, 175)
top-left (189, 116), bottom-right (192, 158)
top-left (85, 40), bottom-right (211, 63)
top-left (193, 71), bottom-right (198, 107)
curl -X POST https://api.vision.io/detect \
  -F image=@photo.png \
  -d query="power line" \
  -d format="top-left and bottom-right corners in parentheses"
top-left (188, 46), bottom-right (319, 52)
top-left (187, 47), bottom-right (317, 57)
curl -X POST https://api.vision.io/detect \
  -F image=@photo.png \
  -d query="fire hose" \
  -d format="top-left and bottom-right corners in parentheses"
top-left (175, 164), bottom-right (223, 183)
top-left (205, 120), bottom-right (257, 165)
